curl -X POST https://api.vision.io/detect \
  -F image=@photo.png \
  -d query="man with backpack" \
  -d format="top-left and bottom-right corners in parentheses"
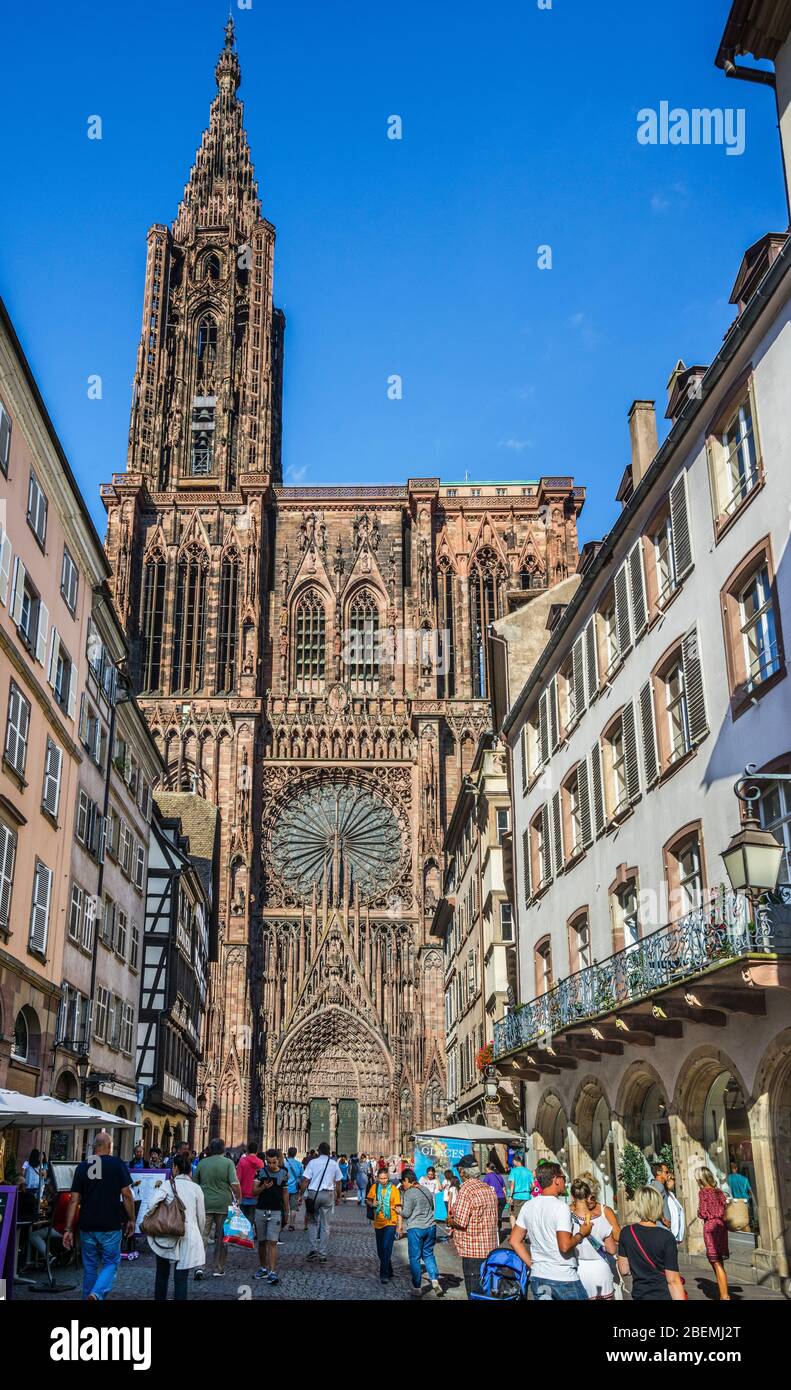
top-left (399, 1169), bottom-right (444, 1297)
top-left (283, 1147), bottom-right (304, 1231)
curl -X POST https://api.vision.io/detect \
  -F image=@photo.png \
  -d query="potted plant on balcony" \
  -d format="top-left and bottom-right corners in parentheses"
top-left (475, 1042), bottom-right (494, 1073)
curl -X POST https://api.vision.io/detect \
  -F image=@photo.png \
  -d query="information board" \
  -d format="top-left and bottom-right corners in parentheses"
top-left (130, 1169), bottom-right (170, 1232)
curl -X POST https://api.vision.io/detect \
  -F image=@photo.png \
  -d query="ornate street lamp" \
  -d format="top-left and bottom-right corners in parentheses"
top-left (75, 1051), bottom-right (91, 1103)
top-left (484, 1064), bottom-right (499, 1103)
top-left (722, 765), bottom-right (787, 900)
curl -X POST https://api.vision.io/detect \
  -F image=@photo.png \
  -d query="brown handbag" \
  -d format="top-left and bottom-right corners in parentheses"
top-left (141, 1176), bottom-right (187, 1239)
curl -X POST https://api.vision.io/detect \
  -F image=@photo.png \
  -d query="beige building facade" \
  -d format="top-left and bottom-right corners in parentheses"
top-left (432, 735), bottom-right (518, 1130)
top-left (496, 229), bottom-right (791, 1287)
top-left (0, 299), bottom-right (108, 1112)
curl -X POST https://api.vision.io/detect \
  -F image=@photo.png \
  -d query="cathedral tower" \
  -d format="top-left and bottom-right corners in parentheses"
top-left (103, 20), bottom-right (280, 1142)
top-left (103, 24), bottom-right (584, 1150)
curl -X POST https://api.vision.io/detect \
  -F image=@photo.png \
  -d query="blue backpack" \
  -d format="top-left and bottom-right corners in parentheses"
top-left (469, 1247), bottom-right (530, 1301)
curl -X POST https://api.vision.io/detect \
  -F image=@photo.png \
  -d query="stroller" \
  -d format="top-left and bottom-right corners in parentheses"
top-left (469, 1247), bottom-right (530, 1301)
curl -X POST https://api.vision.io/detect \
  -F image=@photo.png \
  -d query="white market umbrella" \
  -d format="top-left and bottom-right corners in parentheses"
top-left (60, 1100), bottom-right (137, 1129)
top-left (415, 1122), bottom-right (524, 1144)
top-left (0, 1090), bottom-right (136, 1131)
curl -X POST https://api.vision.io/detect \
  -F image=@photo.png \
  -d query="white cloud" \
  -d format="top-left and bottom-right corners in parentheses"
top-left (499, 438), bottom-right (532, 452)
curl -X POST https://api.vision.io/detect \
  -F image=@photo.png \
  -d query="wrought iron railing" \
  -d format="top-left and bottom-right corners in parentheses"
top-left (494, 888), bottom-right (791, 1060)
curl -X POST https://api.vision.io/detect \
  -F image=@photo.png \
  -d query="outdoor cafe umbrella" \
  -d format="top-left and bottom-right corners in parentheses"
top-left (415, 1122), bottom-right (524, 1144)
top-left (413, 1121), bottom-right (526, 1176)
top-left (0, 1089), bottom-right (136, 1131)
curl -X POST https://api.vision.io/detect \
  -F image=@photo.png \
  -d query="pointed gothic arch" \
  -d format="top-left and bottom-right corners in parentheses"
top-left (171, 543), bottom-right (209, 694)
top-left (270, 1005), bottom-right (394, 1153)
top-left (140, 546), bottom-right (166, 693)
top-left (345, 584), bottom-right (382, 694)
top-left (469, 546), bottom-right (507, 698)
top-left (216, 546), bottom-right (240, 693)
top-left (292, 585), bottom-right (327, 694)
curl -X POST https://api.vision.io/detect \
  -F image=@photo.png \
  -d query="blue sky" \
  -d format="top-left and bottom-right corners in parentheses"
top-left (0, 0), bottom-right (784, 546)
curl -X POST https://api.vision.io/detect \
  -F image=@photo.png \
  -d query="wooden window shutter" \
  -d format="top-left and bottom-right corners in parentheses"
top-left (538, 690), bottom-right (550, 765)
top-left (628, 540), bottom-right (648, 638)
top-left (522, 826), bottom-right (531, 904)
top-left (584, 617), bottom-right (599, 700)
top-left (590, 741), bottom-right (605, 835)
top-left (0, 530), bottom-right (12, 607)
top-left (548, 678), bottom-right (560, 752)
top-left (41, 738), bottom-right (63, 818)
top-left (540, 803), bottom-right (552, 881)
top-left (520, 727), bottom-right (528, 791)
top-left (35, 603), bottom-right (49, 667)
top-left (669, 470), bottom-right (693, 580)
top-left (614, 562), bottom-right (632, 657)
top-left (577, 758), bottom-right (592, 848)
top-left (572, 635), bottom-right (586, 714)
top-left (29, 860), bottom-right (52, 954)
top-left (639, 679), bottom-right (660, 787)
top-left (622, 700), bottom-right (641, 802)
top-left (47, 627), bottom-right (60, 687)
top-left (5, 684), bottom-right (29, 776)
top-left (682, 626), bottom-right (708, 745)
top-left (551, 789), bottom-right (563, 874)
top-left (67, 662), bottom-right (78, 720)
top-left (10, 557), bottom-right (26, 627)
top-left (0, 821), bottom-right (16, 928)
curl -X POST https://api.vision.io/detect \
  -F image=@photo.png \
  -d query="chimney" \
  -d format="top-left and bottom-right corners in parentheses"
top-left (628, 400), bottom-right (658, 488)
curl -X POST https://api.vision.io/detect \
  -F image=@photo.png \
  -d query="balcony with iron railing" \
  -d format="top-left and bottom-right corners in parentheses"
top-left (494, 888), bottom-right (791, 1062)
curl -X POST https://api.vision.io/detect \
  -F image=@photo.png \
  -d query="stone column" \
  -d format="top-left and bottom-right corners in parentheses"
top-left (566, 1120), bottom-right (586, 1183)
top-left (747, 1089), bottom-right (789, 1284)
top-left (610, 1111), bottom-right (631, 1225)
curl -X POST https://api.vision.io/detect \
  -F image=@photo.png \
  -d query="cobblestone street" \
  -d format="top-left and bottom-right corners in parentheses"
top-left (14, 1195), bottom-right (784, 1302)
top-left (14, 1196), bottom-right (466, 1303)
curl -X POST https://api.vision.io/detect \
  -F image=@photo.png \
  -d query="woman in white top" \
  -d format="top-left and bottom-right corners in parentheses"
top-left (569, 1178), bottom-right (619, 1300)
top-left (666, 1172), bottom-right (686, 1243)
top-left (146, 1152), bottom-right (206, 1300)
top-left (420, 1166), bottom-right (442, 1220)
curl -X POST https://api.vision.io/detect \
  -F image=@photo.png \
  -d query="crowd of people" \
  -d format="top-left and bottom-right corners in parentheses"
top-left (440, 1153), bottom-right (738, 1301)
top-left (13, 1136), bottom-right (745, 1302)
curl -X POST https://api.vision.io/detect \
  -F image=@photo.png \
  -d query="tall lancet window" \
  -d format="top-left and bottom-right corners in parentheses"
top-left (348, 589), bottom-right (380, 693)
top-left (171, 546), bottom-right (208, 693)
top-left (216, 550), bottom-right (239, 693)
top-left (437, 564), bottom-right (456, 699)
top-left (294, 588), bottom-right (326, 694)
top-left (470, 550), bottom-right (501, 698)
top-left (141, 551), bottom-right (166, 693)
top-left (196, 313), bottom-right (217, 386)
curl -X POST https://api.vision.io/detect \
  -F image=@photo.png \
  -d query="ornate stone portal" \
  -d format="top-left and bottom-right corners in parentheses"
top-left (101, 22), bottom-right (583, 1150)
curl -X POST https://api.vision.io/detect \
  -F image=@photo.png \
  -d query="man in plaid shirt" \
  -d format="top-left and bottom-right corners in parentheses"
top-left (448, 1155), bottom-right (499, 1296)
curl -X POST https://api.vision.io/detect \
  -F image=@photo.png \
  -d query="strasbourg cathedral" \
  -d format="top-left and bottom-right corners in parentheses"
top-left (101, 23), bottom-right (583, 1152)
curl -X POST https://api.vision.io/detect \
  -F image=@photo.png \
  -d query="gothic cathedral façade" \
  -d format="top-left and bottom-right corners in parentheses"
top-left (102, 22), bottom-right (583, 1152)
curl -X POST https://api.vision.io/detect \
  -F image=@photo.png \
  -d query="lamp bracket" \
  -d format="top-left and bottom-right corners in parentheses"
top-left (734, 764), bottom-right (791, 809)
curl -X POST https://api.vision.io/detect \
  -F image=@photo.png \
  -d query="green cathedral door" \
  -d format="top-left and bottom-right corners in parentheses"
top-left (337, 1099), bottom-right (358, 1155)
top-left (309, 1099), bottom-right (330, 1149)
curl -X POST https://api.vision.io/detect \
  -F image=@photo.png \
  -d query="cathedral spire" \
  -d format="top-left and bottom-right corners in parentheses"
top-left (173, 18), bottom-right (260, 241)
top-left (215, 14), bottom-right (241, 96)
